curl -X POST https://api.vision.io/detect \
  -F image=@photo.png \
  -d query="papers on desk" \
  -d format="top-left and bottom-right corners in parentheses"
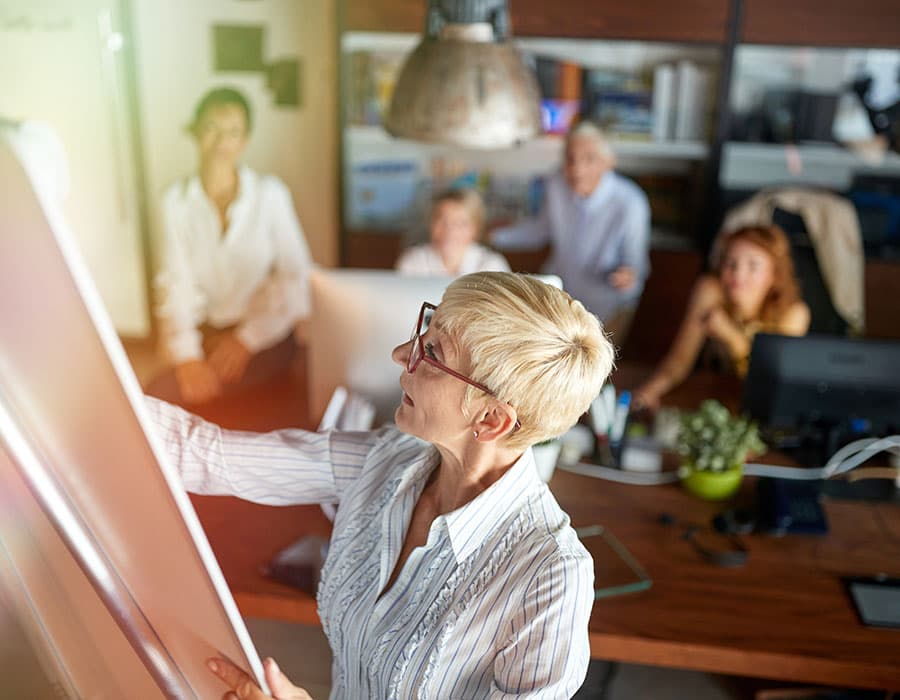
top-left (318, 387), bottom-right (375, 432)
top-left (576, 525), bottom-right (652, 599)
top-left (318, 387), bottom-right (375, 523)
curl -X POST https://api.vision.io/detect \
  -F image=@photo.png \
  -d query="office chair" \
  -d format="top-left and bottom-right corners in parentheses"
top-left (849, 173), bottom-right (900, 256)
top-left (771, 207), bottom-right (848, 336)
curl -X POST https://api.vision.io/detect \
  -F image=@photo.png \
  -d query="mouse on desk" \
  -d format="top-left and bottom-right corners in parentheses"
top-left (658, 513), bottom-right (749, 568)
top-left (712, 508), bottom-right (756, 535)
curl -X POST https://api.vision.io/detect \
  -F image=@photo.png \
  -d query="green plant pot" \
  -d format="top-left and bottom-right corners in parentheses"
top-left (680, 464), bottom-right (743, 501)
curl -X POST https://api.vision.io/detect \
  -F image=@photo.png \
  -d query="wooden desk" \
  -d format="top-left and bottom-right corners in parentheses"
top-left (554, 472), bottom-right (900, 691)
top-left (190, 364), bottom-right (900, 691)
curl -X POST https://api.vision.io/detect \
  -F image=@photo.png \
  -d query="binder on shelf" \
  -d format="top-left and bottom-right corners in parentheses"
top-left (652, 64), bottom-right (675, 142)
top-left (674, 60), bottom-right (712, 142)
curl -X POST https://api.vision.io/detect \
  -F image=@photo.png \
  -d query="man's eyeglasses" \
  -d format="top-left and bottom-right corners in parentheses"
top-left (407, 302), bottom-right (494, 395)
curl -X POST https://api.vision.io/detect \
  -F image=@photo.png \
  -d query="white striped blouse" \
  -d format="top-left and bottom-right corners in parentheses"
top-left (147, 398), bottom-right (594, 699)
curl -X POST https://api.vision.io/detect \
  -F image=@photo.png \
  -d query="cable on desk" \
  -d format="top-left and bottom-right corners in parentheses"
top-left (823, 436), bottom-right (900, 478)
top-left (558, 461), bottom-right (678, 485)
top-left (746, 435), bottom-right (900, 480)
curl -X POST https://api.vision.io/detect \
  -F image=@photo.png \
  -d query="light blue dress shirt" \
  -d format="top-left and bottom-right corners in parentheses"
top-left (493, 172), bottom-right (651, 322)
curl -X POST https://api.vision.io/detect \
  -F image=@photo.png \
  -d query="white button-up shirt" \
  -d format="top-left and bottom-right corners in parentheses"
top-left (493, 172), bottom-right (650, 322)
top-left (147, 398), bottom-right (594, 699)
top-left (396, 243), bottom-right (511, 277)
top-left (154, 166), bottom-right (313, 363)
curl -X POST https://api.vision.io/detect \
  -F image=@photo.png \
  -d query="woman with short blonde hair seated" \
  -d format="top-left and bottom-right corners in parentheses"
top-left (148, 271), bottom-right (615, 699)
top-left (634, 225), bottom-right (810, 410)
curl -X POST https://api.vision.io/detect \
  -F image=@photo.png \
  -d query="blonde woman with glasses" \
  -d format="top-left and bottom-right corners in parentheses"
top-left (147, 271), bottom-right (614, 699)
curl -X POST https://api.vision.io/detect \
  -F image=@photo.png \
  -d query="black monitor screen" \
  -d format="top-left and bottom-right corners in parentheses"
top-left (742, 333), bottom-right (900, 434)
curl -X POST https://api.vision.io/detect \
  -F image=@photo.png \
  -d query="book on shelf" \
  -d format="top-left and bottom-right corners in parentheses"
top-left (582, 68), bottom-right (654, 139)
top-left (651, 64), bottom-right (676, 142)
top-left (673, 59), bottom-right (713, 142)
top-left (532, 54), bottom-right (583, 134)
top-left (593, 90), bottom-right (654, 138)
top-left (649, 60), bottom-right (714, 143)
top-left (343, 49), bottom-right (407, 127)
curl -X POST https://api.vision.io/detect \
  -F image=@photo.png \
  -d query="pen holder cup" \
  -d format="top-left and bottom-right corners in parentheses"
top-left (593, 435), bottom-right (621, 469)
top-left (532, 439), bottom-right (563, 482)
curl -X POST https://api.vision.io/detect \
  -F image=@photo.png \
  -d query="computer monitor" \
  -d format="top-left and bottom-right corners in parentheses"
top-left (742, 333), bottom-right (900, 454)
top-left (307, 268), bottom-right (562, 427)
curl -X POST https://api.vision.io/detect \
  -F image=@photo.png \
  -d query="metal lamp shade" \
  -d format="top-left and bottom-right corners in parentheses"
top-left (385, 38), bottom-right (542, 149)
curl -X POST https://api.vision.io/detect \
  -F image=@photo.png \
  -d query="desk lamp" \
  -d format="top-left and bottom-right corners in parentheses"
top-left (385, 0), bottom-right (542, 149)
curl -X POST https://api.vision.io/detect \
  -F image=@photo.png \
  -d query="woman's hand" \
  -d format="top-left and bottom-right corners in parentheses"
top-left (702, 306), bottom-right (735, 343)
top-left (208, 333), bottom-right (252, 384)
top-left (608, 266), bottom-right (636, 291)
top-left (632, 381), bottom-right (663, 412)
top-left (207, 656), bottom-right (313, 700)
top-left (702, 306), bottom-right (751, 362)
top-left (175, 359), bottom-right (222, 404)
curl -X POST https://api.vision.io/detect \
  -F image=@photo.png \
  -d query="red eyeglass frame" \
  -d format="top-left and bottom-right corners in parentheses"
top-left (407, 302), bottom-right (494, 395)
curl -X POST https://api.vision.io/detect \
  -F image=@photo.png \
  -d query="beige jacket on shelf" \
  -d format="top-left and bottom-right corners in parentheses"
top-left (719, 188), bottom-right (865, 333)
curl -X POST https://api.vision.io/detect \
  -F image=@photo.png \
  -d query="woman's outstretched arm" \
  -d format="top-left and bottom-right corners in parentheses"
top-left (145, 396), bottom-right (372, 505)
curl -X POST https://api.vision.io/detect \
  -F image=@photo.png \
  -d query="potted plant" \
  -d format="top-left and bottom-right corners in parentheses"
top-left (676, 400), bottom-right (766, 501)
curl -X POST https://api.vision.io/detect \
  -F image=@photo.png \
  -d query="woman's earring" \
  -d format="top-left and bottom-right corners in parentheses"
top-left (473, 430), bottom-right (479, 438)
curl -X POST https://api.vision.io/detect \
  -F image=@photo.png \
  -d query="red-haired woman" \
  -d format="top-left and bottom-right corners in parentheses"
top-left (634, 225), bottom-right (810, 410)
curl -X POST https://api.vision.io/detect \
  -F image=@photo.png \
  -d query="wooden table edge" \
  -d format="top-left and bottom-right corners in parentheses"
top-left (231, 589), bottom-right (900, 691)
top-left (589, 632), bottom-right (900, 691)
top-left (234, 591), bottom-right (321, 627)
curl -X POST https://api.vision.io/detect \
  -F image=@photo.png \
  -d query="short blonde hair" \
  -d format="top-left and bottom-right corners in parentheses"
top-left (439, 272), bottom-right (615, 450)
top-left (565, 120), bottom-right (616, 165)
top-left (432, 188), bottom-right (485, 239)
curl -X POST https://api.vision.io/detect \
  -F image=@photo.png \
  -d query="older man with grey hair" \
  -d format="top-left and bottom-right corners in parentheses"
top-left (492, 120), bottom-right (651, 339)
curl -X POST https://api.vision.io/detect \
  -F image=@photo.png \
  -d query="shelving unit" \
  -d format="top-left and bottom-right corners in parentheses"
top-left (340, 28), bottom-right (722, 259)
top-left (347, 124), bottom-right (710, 160)
top-left (337, 0), bottom-right (900, 267)
top-left (721, 142), bottom-right (900, 191)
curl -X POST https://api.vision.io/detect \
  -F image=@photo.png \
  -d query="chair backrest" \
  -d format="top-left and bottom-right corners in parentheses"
top-left (771, 207), bottom-right (848, 336)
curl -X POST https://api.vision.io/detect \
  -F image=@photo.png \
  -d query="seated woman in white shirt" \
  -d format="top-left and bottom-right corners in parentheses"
top-left (396, 188), bottom-right (510, 276)
top-left (154, 87), bottom-right (313, 404)
top-left (147, 271), bottom-right (615, 699)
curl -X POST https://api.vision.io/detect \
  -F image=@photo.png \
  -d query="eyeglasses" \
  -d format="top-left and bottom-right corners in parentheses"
top-left (407, 302), bottom-right (521, 432)
top-left (407, 302), bottom-right (494, 395)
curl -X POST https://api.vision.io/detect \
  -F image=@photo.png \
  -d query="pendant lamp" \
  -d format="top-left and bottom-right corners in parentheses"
top-left (385, 0), bottom-right (542, 149)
